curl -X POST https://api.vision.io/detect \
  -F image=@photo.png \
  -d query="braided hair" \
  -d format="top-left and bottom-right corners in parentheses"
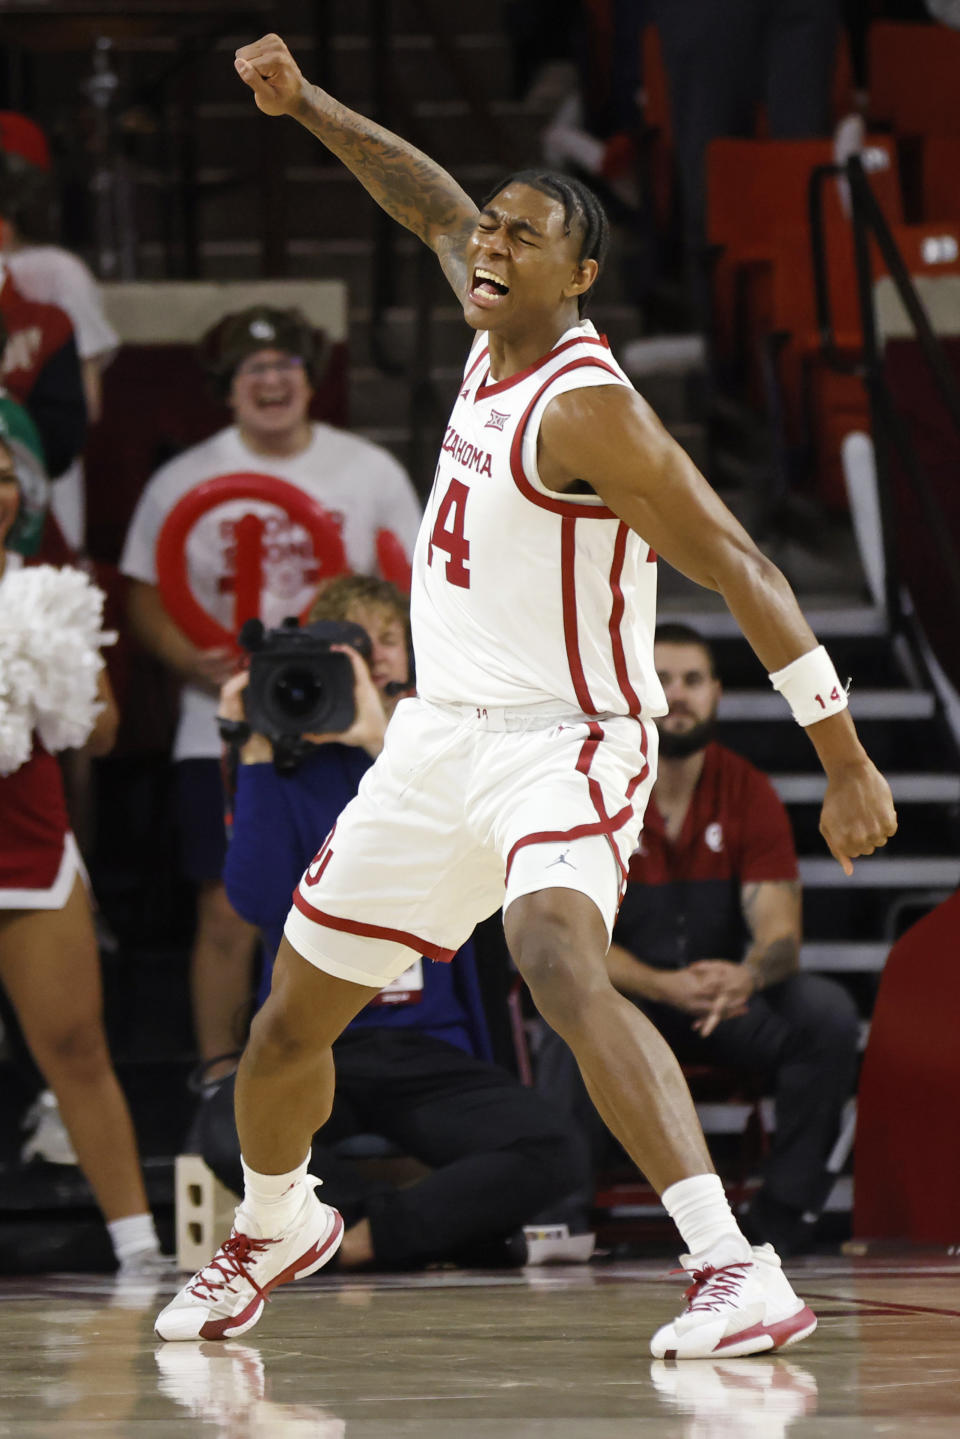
top-left (480, 170), bottom-right (609, 316)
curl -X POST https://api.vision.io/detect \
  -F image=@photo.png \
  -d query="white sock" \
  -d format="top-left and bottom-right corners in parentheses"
top-left (662, 1174), bottom-right (751, 1262)
top-left (107, 1212), bottom-right (160, 1266)
top-left (240, 1152), bottom-right (311, 1235)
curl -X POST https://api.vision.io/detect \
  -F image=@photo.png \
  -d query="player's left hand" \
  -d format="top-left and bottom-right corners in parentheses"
top-left (820, 758), bottom-right (898, 877)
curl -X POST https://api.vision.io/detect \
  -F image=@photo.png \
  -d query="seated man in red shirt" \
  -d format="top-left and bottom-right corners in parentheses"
top-left (537, 621), bottom-right (860, 1256)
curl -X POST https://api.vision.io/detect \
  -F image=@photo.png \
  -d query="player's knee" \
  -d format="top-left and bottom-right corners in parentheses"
top-left (195, 881), bottom-right (253, 953)
top-left (245, 995), bottom-right (316, 1067)
top-left (37, 1016), bottom-right (110, 1083)
top-left (512, 917), bottom-right (610, 1038)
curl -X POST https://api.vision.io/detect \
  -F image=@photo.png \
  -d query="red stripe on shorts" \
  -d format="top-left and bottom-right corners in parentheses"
top-left (291, 890), bottom-right (456, 963)
top-left (580, 721), bottom-right (632, 888)
top-left (579, 720), bottom-right (651, 890)
top-left (504, 724), bottom-right (635, 882)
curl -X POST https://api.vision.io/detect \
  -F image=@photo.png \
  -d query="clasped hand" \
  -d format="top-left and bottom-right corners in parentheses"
top-left (660, 960), bottom-right (755, 1038)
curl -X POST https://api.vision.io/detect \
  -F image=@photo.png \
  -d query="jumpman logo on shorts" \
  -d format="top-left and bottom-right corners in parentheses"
top-left (547, 849), bottom-right (577, 870)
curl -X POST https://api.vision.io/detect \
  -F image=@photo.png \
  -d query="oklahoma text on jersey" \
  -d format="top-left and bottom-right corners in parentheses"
top-left (411, 320), bottom-right (669, 721)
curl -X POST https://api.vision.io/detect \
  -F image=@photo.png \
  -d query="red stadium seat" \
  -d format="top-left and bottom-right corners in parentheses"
top-left (868, 21), bottom-right (960, 137)
top-left (882, 333), bottom-right (960, 698)
top-left (707, 136), bottom-right (901, 375)
top-left (646, 25), bottom-right (856, 259)
top-left (639, 24), bottom-right (675, 233)
top-left (920, 135), bottom-right (960, 223)
top-left (767, 218), bottom-right (960, 507)
top-left (707, 138), bottom-right (834, 365)
top-left (854, 891), bottom-right (960, 1246)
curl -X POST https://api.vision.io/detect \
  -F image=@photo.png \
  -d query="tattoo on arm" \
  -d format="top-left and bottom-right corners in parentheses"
top-left (745, 934), bottom-right (800, 990)
top-left (293, 87), bottom-right (478, 296)
top-left (435, 215), bottom-right (479, 298)
top-left (741, 880), bottom-right (801, 989)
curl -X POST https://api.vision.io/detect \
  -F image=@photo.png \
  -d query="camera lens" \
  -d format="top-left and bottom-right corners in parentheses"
top-left (270, 665), bottom-right (325, 719)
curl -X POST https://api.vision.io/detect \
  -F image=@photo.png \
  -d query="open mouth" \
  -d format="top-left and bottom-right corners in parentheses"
top-left (470, 267), bottom-right (510, 304)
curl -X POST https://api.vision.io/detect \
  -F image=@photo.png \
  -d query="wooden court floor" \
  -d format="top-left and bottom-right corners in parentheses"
top-left (0, 1255), bottom-right (959, 1436)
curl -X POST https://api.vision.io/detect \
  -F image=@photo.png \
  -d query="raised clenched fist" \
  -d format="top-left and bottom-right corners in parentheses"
top-left (234, 34), bottom-right (305, 117)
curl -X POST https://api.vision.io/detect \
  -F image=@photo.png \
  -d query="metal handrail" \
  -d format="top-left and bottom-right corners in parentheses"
top-left (808, 161), bottom-right (847, 369)
top-left (846, 156), bottom-right (960, 433)
top-left (823, 153), bottom-right (960, 634)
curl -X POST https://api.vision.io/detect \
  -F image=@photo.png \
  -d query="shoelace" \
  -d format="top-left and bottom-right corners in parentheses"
top-left (187, 1232), bottom-right (277, 1304)
top-left (682, 1261), bottom-right (753, 1314)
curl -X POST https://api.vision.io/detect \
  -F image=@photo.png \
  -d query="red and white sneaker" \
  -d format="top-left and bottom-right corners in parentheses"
top-left (650, 1243), bottom-right (817, 1360)
top-left (155, 1178), bottom-right (343, 1342)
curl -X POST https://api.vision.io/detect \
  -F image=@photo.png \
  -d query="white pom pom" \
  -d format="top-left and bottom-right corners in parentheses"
top-left (0, 564), bottom-right (116, 777)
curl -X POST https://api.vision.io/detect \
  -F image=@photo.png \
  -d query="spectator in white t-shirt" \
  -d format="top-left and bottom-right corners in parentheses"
top-left (120, 304), bottom-right (421, 1090)
top-left (0, 133), bottom-right (118, 553)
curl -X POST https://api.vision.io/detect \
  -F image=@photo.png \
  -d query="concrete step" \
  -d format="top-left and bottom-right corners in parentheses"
top-left (310, 0), bottom-right (484, 36)
top-left (665, 605), bottom-right (890, 640)
top-left (127, 234), bottom-right (420, 289)
top-left (801, 942), bottom-right (889, 972)
top-left (773, 772), bottom-right (960, 804)
top-left (295, 32), bottom-right (514, 108)
top-left (349, 293), bottom-right (640, 365)
top-left (600, 1174), bottom-right (854, 1219)
top-left (349, 368), bottom-right (456, 432)
top-left (349, 378), bottom-right (706, 473)
top-left (683, 630), bottom-right (915, 691)
top-left (201, 3), bottom-right (492, 58)
top-left (798, 856), bottom-right (960, 888)
top-left (191, 92), bottom-right (546, 170)
top-left (717, 712), bottom-right (954, 775)
top-left (718, 690), bottom-right (934, 722)
top-left (792, 799), bottom-right (959, 860)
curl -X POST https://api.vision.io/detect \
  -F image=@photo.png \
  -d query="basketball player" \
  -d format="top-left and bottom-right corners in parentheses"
top-left (156, 34), bottom-right (897, 1357)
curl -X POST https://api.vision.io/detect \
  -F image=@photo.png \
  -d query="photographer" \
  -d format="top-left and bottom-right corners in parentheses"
top-left (120, 305), bottom-right (421, 1092)
top-left (201, 575), bottom-right (587, 1270)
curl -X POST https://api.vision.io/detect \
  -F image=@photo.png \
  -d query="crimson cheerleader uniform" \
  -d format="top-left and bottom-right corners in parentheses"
top-left (0, 740), bottom-right (84, 909)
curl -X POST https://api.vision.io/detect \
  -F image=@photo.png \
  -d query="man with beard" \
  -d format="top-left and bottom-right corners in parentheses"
top-left (537, 622), bottom-right (860, 1256)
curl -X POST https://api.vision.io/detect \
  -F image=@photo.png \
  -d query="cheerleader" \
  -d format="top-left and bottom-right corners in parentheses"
top-left (0, 433), bottom-right (165, 1273)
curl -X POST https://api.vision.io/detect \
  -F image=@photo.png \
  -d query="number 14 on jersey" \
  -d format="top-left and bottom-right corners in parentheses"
top-left (428, 477), bottom-right (471, 589)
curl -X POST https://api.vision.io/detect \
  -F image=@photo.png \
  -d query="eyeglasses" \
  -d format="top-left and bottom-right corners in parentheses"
top-left (235, 355), bottom-right (306, 380)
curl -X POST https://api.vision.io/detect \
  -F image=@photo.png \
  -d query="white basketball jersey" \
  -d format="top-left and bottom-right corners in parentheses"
top-left (410, 320), bottom-right (668, 718)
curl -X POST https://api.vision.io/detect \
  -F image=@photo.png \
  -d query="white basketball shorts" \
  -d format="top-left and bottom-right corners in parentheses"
top-left (284, 696), bottom-right (659, 988)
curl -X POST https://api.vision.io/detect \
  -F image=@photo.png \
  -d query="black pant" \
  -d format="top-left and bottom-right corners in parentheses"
top-left (536, 971), bottom-right (859, 1217)
top-left (201, 1028), bottom-right (589, 1268)
top-left (650, 0), bottom-right (841, 320)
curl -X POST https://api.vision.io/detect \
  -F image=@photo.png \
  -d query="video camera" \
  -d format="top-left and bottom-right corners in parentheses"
top-left (237, 615), bottom-right (372, 772)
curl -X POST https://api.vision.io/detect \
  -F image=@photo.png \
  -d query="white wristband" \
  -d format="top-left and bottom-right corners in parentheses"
top-left (768, 645), bottom-right (850, 727)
